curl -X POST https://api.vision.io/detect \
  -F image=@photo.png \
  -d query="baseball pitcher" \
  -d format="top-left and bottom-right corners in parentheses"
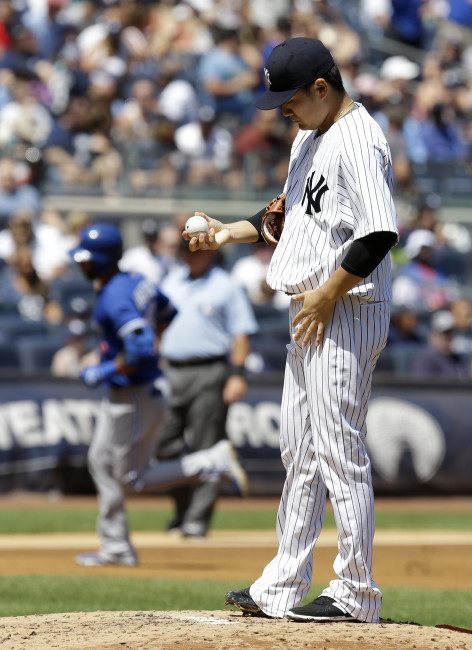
top-left (184, 38), bottom-right (399, 623)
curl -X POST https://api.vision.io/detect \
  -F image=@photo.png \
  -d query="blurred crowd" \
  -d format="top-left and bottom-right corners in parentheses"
top-left (0, 0), bottom-right (470, 200)
top-left (1, 0), bottom-right (472, 379)
top-left (2, 204), bottom-right (472, 381)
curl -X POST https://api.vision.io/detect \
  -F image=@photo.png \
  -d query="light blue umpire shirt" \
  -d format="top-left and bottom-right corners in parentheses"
top-left (160, 263), bottom-right (258, 361)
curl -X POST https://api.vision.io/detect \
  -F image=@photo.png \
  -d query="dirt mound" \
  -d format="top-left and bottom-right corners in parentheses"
top-left (1, 610), bottom-right (470, 650)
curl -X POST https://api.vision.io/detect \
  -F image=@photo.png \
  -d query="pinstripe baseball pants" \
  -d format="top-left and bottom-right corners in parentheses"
top-left (250, 295), bottom-right (389, 622)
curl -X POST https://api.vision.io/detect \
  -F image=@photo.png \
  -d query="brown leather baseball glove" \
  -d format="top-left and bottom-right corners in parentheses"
top-left (261, 193), bottom-right (286, 248)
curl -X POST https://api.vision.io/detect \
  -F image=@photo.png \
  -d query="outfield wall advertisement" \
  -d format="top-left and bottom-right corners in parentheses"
top-left (0, 375), bottom-right (471, 495)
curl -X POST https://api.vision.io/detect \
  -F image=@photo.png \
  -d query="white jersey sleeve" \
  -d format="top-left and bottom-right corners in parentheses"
top-left (338, 112), bottom-right (399, 241)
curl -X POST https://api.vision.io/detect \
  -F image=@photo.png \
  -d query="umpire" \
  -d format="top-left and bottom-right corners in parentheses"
top-left (158, 244), bottom-right (258, 538)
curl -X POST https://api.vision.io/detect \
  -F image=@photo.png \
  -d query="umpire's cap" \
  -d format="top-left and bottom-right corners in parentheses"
top-left (70, 222), bottom-right (123, 274)
top-left (255, 38), bottom-right (334, 110)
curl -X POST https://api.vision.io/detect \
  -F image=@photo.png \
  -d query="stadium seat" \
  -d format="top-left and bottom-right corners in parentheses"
top-left (375, 348), bottom-right (395, 372)
top-left (0, 314), bottom-right (48, 346)
top-left (49, 278), bottom-right (94, 315)
top-left (248, 338), bottom-right (288, 372)
top-left (0, 343), bottom-right (20, 368)
top-left (387, 342), bottom-right (423, 375)
top-left (16, 335), bottom-right (64, 374)
top-left (412, 162), bottom-right (472, 199)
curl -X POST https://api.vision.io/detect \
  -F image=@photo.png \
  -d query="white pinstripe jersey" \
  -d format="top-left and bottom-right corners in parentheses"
top-left (266, 103), bottom-right (399, 301)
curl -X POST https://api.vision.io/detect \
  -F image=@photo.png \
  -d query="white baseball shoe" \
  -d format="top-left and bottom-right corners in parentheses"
top-left (75, 550), bottom-right (138, 567)
top-left (211, 440), bottom-right (249, 497)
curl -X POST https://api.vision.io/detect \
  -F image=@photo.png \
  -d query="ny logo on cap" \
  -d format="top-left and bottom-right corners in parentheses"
top-left (264, 68), bottom-right (271, 87)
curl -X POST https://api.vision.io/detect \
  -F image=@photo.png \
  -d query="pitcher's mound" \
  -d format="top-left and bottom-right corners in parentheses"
top-left (1, 609), bottom-right (470, 649)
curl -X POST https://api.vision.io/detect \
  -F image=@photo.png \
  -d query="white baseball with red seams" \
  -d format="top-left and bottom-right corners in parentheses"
top-left (185, 216), bottom-right (209, 235)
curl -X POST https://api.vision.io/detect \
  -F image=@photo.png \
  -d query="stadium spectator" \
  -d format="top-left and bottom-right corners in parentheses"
top-left (432, 220), bottom-right (470, 284)
top-left (0, 0), bottom-right (468, 212)
top-left (411, 308), bottom-right (472, 378)
top-left (155, 221), bottom-right (183, 276)
top-left (450, 296), bottom-right (472, 356)
top-left (43, 95), bottom-right (123, 194)
top-left (231, 242), bottom-right (275, 306)
top-left (0, 68), bottom-right (52, 148)
top-left (387, 304), bottom-right (425, 345)
top-left (381, 99), bottom-right (414, 197)
top-left (0, 1), bottom-right (17, 56)
top-left (378, 303), bottom-right (427, 373)
top-left (54, 209), bottom-right (91, 270)
top-left (231, 242), bottom-right (290, 310)
top-left (128, 138), bottom-right (179, 193)
top-left (435, 0), bottom-right (472, 48)
top-left (0, 158), bottom-right (42, 220)
top-left (0, 208), bottom-right (64, 281)
top-left (0, 23), bottom-right (41, 74)
top-left (392, 228), bottom-right (458, 312)
top-left (0, 242), bottom-right (62, 323)
top-left (0, 0), bottom-right (469, 388)
top-left (369, 55), bottom-right (429, 170)
top-left (113, 77), bottom-right (160, 141)
top-left (359, 0), bottom-right (392, 38)
top-left (420, 101), bottom-right (469, 162)
top-left (21, 0), bottom-right (74, 61)
top-left (144, 2), bottom-right (212, 62)
top-left (448, 0), bottom-right (472, 30)
top-left (0, 0), bottom-right (469, 313)
top-left (50, 316), bottom-right (92, 378)
top-left (156, 57), bottom-right (201, 126)
top-left (384, 0), bottom-right (428, 50)
top-left (399, 197), bottom-right (470, 285)
top-left (75, 12), bottom-right (127, 80)
top-left (232, 108), bottom-right (291, 190)
top-left (119, 218), bottom-right (166, 285)
top-left (197, 24), bottom-right (261, 128)
top-left (400, 195), bottom-right (440, 243)
top-left (173, 105), bottom-right (233, 187)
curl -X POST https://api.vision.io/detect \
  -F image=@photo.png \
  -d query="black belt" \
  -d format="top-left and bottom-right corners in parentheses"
top-left (166, 355), bottom-right (227, 368)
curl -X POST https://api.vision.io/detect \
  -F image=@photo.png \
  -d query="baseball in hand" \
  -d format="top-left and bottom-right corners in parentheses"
top-left (185, 215), bottom-right (209, 235)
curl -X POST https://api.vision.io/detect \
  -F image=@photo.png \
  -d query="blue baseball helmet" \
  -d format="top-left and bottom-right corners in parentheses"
top-left (70, 223), bottom-right (123, 275)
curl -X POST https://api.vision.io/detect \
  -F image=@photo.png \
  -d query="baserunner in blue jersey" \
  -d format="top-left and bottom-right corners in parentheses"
top-left (71, 222), bottom-right (248, 567)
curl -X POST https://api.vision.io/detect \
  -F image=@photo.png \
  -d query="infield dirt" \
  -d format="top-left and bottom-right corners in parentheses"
top-left (1, 609), bottom-right (471, 650)
top-left (0, 495), bottom-right (471, 649)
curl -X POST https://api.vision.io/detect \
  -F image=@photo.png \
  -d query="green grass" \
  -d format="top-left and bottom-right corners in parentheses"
top-left (0, 503), bottom-right (470, 627)
top-left (0, 504), bottom-right (471, 534)
top-left (0, 576), bottom-right (470, 629)
top-left (373, 511), bottom-right (472, 531)
top-left (0, 575), bottom-right (237, 617)
top-left (378, 585), bottom-right (472, 628)
top-left (0, 505), bottom-right (278, 534)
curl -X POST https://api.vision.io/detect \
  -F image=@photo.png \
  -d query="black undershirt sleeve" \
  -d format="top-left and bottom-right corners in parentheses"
top-left (246, 207), bottom-right (266, 243)
top-left (341, 231), bottom-right (398, 278)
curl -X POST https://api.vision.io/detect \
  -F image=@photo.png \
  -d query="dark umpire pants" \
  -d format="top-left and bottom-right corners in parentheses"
top-left (157, 356), bottom-right (229, 537)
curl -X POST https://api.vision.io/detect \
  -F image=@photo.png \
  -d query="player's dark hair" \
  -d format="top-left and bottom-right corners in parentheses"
top-left (301, 64), bottom-right (345, 95)
top-left (322, 64), bottom-right (345, 93)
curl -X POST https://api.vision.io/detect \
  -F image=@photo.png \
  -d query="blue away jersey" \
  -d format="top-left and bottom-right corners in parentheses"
top-left (93, 272), bottom-right (176, 386)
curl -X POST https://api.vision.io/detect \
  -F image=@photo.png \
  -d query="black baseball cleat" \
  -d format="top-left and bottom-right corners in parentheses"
top-left (225, 588), bottom-right (269, 617)
top-left (286, 596), bottom-right (360, 622)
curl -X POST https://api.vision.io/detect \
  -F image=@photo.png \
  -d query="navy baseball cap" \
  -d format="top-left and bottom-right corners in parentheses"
top-left (255, 38), bottom-right (335, 110)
